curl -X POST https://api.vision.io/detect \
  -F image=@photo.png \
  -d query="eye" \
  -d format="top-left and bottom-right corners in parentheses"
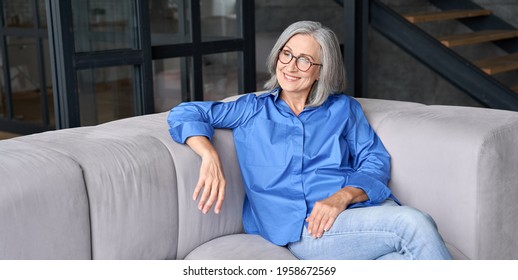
top-left (281, 50), bottom-right (292, 58)
top-left (298, 56), bottom-right (311, 65)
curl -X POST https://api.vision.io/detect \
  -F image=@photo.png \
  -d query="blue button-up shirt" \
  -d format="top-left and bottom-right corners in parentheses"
top-left (168, 89), bottom-right (393, 246)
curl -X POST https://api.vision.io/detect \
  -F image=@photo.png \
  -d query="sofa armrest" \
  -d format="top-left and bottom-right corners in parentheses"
top-left (372, 104), bottom-right (518, 259)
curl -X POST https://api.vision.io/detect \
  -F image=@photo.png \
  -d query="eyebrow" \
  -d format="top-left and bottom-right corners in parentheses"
top-left (282, 46), bottom-right (317, 61)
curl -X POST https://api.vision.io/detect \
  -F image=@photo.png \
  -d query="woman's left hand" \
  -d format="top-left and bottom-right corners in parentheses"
top-left (306, 187), bottom-right (368, 238)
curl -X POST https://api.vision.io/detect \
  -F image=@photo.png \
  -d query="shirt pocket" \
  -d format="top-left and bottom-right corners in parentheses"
top-left (245, 118), bottom-right (288, 167)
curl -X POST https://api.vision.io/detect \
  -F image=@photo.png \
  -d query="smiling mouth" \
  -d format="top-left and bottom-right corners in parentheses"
top-left (283, 73), bottom-right (299, 81)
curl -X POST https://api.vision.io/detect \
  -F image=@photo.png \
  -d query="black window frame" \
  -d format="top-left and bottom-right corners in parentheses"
top-left (0, 0), bottom-right (53, 134)
top-left (45, 0), bottom-right (255, 130)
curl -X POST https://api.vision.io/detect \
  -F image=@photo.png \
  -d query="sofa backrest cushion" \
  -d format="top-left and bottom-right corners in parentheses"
top-left (0, 140), bottom-right (91, 259)
top-left (15, 114), bottom-right (179, 260)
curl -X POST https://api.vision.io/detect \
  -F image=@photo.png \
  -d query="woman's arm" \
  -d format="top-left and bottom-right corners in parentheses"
top-left (168, 94), bottom-right (260, 214)
top-left (185, 136), bottom-right (226, 214)
top-left (343, 99), bottom-right (392, 204)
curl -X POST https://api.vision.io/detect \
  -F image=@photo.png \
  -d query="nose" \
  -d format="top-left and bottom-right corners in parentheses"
top-left (285, 58), bottom-right (298, 71)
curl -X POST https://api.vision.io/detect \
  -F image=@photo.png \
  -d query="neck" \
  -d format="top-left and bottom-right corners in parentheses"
top-left (280, 91), bottom-right (308, 116)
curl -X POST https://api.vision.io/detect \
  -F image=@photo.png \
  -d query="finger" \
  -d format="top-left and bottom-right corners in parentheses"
top-left (192, 175), bottom-right (205, 201)
top-left (323, 216), bottom-right (336, 234)
top-left (198, 176), bottom-right (213, 212)
top-left (214, 177), bottom-right (226, 214)
top-left (309, 210), bottom-right (324, 238)
top-left (316, 216), bottom-right (329, 238)
top-left (306, 210), bottom-right (316, 235)
top-left (203, 176), bottom-right (221, 214)
top-left (193, 158), bottom-right (210, 201)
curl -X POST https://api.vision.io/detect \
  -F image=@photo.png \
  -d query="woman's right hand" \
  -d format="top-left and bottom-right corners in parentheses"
top-left (186, 136), bottom-right (226, 214)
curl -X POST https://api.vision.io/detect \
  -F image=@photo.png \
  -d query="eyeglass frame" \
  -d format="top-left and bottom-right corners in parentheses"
top-left (277, 49), bottom-right (323, 72)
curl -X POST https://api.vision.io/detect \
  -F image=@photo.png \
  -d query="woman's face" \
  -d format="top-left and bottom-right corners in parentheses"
top-left (276, 34), bottom-right (322, 98)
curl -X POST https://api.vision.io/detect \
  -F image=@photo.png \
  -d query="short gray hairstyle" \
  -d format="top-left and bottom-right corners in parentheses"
top-left (264, 21), bottom-right (347, 107)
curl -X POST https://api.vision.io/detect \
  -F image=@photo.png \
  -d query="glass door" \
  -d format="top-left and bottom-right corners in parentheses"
top-left (0, 0), bottom-right (53, 135)
top-left (44, 0), bottom-right (255, 129)
top-left (47, 0), bottom-right (153, 128)
top-left (150, 0), bottom-right (256, 111)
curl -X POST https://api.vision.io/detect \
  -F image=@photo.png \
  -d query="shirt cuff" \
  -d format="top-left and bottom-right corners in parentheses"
top-left (169, 121), bottom-right (215, 143)
top-left (345, 172), bottom-right (391, 205)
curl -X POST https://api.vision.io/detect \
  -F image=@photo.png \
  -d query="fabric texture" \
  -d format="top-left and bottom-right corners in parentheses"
top-left (287, 200), bottom-right (452, 260)
top-left (376, 105), bottom-right (518, 259)
top-left (168, 90), bottom-right (393, 246)
top-left (0, 140), bottom-right (91, 259)
top-left (185, 234), bottom-right (297, 260)
top-left (15, 116), bottom-right (179, 260)
top-left (2, 94), bottom-right (518, 260)
top-left (170, 129), bottom-right (246, 260)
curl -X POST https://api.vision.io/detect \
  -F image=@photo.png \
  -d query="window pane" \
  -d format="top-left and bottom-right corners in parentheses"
top-left (8, 37), bottom-right (42, 124)
top-left (150, 0), bottom-right (192, 45)
top-left (77, 66), bottom-right (135, 126)
top-left (3, 0), bottom-right (34, 28)
top-left (153, 57), bottom-right (192, 112)
top-left (203, 52), bottom-right (239, 100)
top-left (73, 0), bottom-right (137, 52)
top-left (201, 0), bottom-right (240, 42)
top-left (37, 0), bottom-right (47, 29)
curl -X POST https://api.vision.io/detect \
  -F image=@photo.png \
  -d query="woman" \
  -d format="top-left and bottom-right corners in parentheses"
top-left (168, 21), bottom-right (452, 260)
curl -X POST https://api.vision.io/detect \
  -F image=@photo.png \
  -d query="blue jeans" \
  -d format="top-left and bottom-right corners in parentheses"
top-left (287, 200), bottom-right (453, 260)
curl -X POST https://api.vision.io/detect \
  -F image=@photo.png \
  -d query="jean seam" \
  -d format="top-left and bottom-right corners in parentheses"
top-left (307, 230), bottom-right (416, 260)
top-left (286, 244), bottom-right (304, 260)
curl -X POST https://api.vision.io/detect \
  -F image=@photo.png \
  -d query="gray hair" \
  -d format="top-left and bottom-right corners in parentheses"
top-left (264, 21), bottom-right (347, 107)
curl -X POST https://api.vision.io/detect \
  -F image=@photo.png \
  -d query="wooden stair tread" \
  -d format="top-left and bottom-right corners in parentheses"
top-left (403, 9), bottom-right (491, 23)
top-left (474, 53), bottom-right (518, 75)
top-left (439, 30), bottom-right (518, 47)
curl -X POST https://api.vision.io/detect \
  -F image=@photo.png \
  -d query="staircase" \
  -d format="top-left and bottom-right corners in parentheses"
top-left (339, 0), bottom-right (518, 111)
top-left (403, 3), bottom-right (518, 74)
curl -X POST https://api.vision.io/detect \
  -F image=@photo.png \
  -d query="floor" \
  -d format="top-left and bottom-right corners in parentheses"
top-left (0, 131), bottom-right (21, 140)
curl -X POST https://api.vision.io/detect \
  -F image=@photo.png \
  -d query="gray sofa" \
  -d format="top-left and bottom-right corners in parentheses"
top-left (1, 94), bottom-right (518, 260)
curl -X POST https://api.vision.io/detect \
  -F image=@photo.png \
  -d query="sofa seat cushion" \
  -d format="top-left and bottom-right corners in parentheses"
top-left (184, 234), bottom-right (298, 260)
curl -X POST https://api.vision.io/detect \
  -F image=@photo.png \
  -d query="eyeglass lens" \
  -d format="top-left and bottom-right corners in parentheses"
top-left (278, 50), bottom-right (313, 71)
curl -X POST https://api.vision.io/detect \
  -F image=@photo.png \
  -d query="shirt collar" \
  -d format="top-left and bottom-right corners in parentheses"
top-left (271, 88), bottom-right (293, 115)
top-left (271, 88), bottom-right (282, 102)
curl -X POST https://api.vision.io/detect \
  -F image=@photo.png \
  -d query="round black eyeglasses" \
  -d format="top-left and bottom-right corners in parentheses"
top-left (278, 50), bottom-right (322, 72)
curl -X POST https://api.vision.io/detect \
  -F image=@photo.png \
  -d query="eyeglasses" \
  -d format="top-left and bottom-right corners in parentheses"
top-left (278, 49), bottom-right (322, 72)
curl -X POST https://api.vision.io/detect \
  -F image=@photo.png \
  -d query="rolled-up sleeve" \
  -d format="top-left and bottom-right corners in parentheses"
top-left (167, 94), bottom-right (257, 144)
top-left (168, 103), bottom-right (216, 143)
top-left (344, 99), bottom-right (392, 206)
